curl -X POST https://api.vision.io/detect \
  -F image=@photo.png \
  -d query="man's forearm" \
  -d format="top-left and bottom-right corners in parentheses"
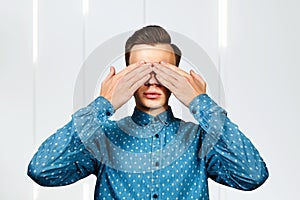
top-left (27, 96), bottom-right (113, 186)
top-left (189, 93), bottom-right (269, 190)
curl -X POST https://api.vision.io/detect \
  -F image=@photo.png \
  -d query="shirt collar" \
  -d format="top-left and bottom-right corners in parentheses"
top-left (131, 106), bottom-right (175, 126)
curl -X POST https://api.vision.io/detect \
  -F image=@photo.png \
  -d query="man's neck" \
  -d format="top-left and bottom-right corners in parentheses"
top-left (135, 105), bottom-right (169, 116)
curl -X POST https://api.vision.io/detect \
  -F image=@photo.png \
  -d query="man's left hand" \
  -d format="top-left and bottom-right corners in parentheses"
top-left (152, 61), bottom-right (206, 107)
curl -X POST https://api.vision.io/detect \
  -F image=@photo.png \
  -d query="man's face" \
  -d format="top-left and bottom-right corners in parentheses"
top-left (129, 44), bottom-right (176, 115)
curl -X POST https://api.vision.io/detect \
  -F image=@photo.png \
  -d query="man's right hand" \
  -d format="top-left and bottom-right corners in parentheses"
top-left (100, 61), bottom-right (152, 110)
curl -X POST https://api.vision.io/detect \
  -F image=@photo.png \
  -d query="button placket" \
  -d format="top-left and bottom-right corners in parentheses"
top-left (151, 122), bottom-right (161, 199)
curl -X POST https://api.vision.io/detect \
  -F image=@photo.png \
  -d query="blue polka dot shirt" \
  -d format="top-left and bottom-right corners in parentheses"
top-left (28, 94), bottom-right (269, 200)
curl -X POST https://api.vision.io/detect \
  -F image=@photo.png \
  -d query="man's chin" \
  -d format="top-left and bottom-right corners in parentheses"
top-left (134, 96), bottom-right (168, 113)
top-left (143, 100), bottom-right (165, 109)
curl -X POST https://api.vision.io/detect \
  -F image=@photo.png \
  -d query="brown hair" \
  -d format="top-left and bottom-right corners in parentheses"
top-left (125, 25), bottom-right (181, 66)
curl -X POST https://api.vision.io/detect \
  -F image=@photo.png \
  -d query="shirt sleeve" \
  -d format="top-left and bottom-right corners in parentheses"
top-left (27, 96), bottom-right (114, 186)
top-left (189, 94), bottom-right (269, 191)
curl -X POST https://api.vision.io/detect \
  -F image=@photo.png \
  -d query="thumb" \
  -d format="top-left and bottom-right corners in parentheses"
top-left (190, 69), bottom-right (201, 80)
top-left (190, 69), bottom-right (196, 76)
top-left (105, 66), bottom-right (116, 80)
top-left (190, 69), bottom-right (206, 86)
top-left (109, 66), bottom-right (116, 76)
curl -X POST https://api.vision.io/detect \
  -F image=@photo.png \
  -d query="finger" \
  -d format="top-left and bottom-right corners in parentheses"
top-left (155, 63), bottom-right (190, 82)
top-left (103, 66), bottom-right (116, 81)
top-left (153, 66), bottom-right (184, 89)
top-left (159, 61), bottom-right (190, 78)
top-left (190, 69), bottom-right (206, 85)
top-left (123, 64), bottom-right (152, 82)
top-left (127, 69), bottom-right (153, 91)
top-left (190, 70), bottom-right (206, 94)
top-left (127, 60), bottom-right (146, 71)
top-left (116, 60), bottom-right (145, 78)
top-left (129, 74), bottom-right (151, 93)
top-left (153, 64), bottom-right (182, 83)
top-left (155, 73), bottom-right (178, 92)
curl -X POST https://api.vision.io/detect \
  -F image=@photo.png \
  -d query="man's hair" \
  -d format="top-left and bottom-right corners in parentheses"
top-left (125, 25), bottom-right (182, 66)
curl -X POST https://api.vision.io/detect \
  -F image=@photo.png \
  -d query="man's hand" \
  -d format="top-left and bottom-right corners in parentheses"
top-left (152, 61), bottom-right (206, 107)
top-left (100, 61), bottom-right (152, 110)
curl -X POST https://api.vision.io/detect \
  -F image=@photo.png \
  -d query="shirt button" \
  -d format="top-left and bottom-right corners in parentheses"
top-left (153, 194), bottom-right (158, 198)
top-left (192, 109), bottom-right (197, 114)
top-left (154, 117), bottom-right (159, 122)
top-left (155, 134), bottom-right (159, 138)
top-left (106, 111), bottom-right (111, 116)
top-left (155, 162), bottom-right (159, 167)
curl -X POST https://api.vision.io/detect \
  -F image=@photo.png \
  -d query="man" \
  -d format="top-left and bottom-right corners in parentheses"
top-left (28, 25), bottom-right (268, 199)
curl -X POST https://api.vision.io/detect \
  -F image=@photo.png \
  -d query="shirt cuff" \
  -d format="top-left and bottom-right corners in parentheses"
top-left (74, 96), bottom-right (114, 143)
top-left (189, 94), bottom-right (227, 132)
top-left (92, 96), bottom-right (115, 120)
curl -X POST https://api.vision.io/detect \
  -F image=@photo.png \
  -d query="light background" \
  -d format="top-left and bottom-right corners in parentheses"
top-left (0, 0), bottom-right (299, 199)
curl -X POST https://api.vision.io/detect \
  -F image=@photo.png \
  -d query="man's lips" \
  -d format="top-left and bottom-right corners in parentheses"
top-left (143, 92), bottom-right (161, 99)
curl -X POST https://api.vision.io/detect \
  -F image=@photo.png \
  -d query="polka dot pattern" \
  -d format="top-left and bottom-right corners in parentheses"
top-left (28, 95), bottom-right (268, 199)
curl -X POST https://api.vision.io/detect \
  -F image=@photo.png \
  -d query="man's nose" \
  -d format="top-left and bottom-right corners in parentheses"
top-left (145, 71), bottom-right (159, 85)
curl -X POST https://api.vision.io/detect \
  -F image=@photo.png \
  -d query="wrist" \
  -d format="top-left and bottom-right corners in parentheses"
top-left (186, 92), bottom-right (205, 107)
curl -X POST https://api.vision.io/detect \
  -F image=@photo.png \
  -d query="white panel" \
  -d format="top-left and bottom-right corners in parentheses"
top-left (221, 0), bottom-right (300, 199)
top-left (85, 0), bottom-right (144, 58)
top-left (145, 1), bottom-right (221, 199)
top-left (35, 0), bottom-right (85, 199)
top-left (0, 0), bottom-right (34, 200)
top-left (145, 0), bottom-right (219, 70)
top-left (81, 0), bottom-right (144, 107)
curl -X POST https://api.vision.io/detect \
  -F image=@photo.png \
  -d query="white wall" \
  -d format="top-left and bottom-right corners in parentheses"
top-left (0, 0), bottom-right (299, 199)
top-left (220, 1), bottom-right (300, 199)
top-left (0, 0), bottom-right (34, 199)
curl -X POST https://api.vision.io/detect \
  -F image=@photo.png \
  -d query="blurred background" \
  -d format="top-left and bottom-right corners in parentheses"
top-left (1, 0), bottom-right (299, 199)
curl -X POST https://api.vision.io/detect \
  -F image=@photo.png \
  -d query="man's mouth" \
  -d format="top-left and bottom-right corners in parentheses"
top-left (143, 92), bottom-right (161, 99)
